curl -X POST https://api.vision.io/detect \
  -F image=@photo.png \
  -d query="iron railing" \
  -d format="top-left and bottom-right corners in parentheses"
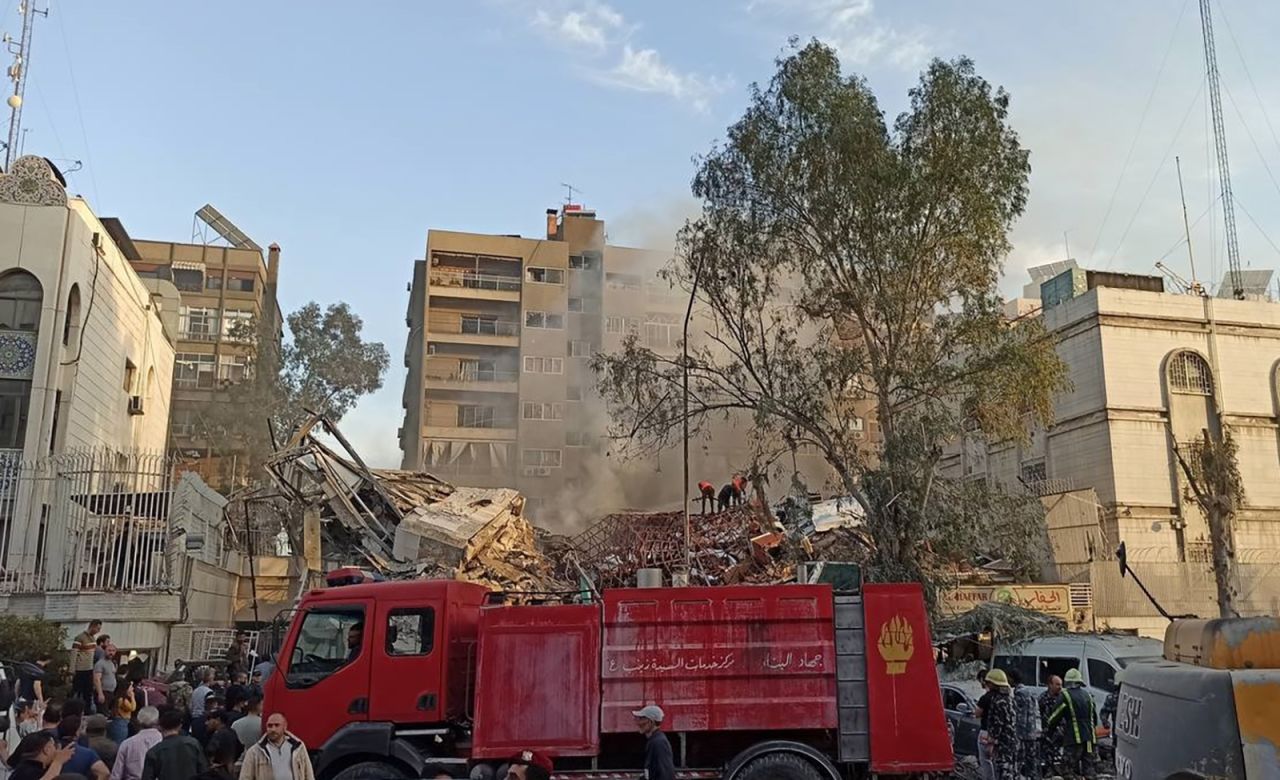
top-left (0, 450), bottom-right (175, 593)
top-left (426, 313), bottom-right (520, 337)
top-left (429, 269), bottom-right (521, 293)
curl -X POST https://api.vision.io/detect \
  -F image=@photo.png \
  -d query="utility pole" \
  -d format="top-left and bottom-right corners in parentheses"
top-left (4, 0), bottom-right (46, 170)
top-left (1198, 0), bottom-right (1245, 300)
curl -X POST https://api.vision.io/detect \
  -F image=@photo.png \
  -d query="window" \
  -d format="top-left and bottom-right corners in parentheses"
top-left (123, 359), bottom-right (137, 393)
top-left (206, 275), bottom-right (223, 290)
top-left (522, 448), bottom-right (562, 468)
top-left (172, 268), bottom-right (204, 292)
top-left (174, 353), bottom-right (216, 389)
top-left (179, 306), bottom-right (219, 340)
top-left (458, 359), bottom-right (498, 382)
top-left (1021, 459), bottom-right (1047, 484)
top-left (63, 285), bottom-right (81, 347)
top-left (286, 608), bottom-right (365, 687)
top-left (992, 655), bottom-right (1037, 687)
top-left (457, 405), bottom-right (495, 428)
top-left (522, 402), bottom-right (563, 421)
top-left (1038, 656), bottom-right (1080, 686)
top-left (1168, 351), bottom-right (1213, 395)
top-left (524, 356), bottom-right (563, 374)
top-left (0, 380), bottom-right (32, 449)
top-left (941, 687), bottom-right (969, 712)
top-left (525, 267), bottom-right (564, 285)
top-left (569, 253), bottom-right (600, 271)
top-left (222, 310), bottom-right (254, 341)
top-left (1087, 658), bottom-right (1118, 694)
top-left (568, 340), bottom-right (594, 358)
top-left (606, 272), bottom-right (642, 290)
top-left (607, 316), bottom-right (640, 336)
top-left (565, 430), bottom-right (591, 447)
top-left (645, 313), bottom-right (679, 348)
top-left (525, 311), bottom-right (564, 329)
top-left (227, 275), bottom-right (256, 292)
top-left (0, 270), bottom-right (43, 332)
top-left (218, 354), bottom-right (251, 383)
top-left (386, 608), bottom-right (435, 656)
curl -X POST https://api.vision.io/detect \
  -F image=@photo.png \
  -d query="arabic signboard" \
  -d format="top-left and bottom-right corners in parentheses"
top-left (863, 583), bottom-right (955, 773)
top-left (940, 584), bottom-right (1073, 620)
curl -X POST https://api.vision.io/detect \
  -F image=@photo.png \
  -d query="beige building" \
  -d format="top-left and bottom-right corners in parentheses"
top-left (945, 270), bottom-right (1280, 634)
top-left (401, 206), bottom-right (832, 526)
top-left (114, 206), bottom-right (283, 491)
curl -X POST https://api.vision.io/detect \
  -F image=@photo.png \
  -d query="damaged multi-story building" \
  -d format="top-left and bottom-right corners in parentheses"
top-left (400, 205), bottom-right (835, 525)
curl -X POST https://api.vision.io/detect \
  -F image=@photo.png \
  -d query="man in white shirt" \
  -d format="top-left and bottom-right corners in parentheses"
top-left (109, 706), bottom-right (162, 780)
top-left (190, 666), bottom-right (215, 718)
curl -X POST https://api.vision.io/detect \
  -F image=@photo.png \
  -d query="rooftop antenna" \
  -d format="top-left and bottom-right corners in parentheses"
top-left (1174, 156), bottom-right (1205, 296)
top-left (3, 0), bottom-right (48, 170)
top-left (1198, 0), bottom-right (1245, 300)
top-left (560, 182), bottom-right (582, 204)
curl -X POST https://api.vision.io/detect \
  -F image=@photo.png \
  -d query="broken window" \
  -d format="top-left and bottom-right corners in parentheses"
top-left (525, 311), bottom-right (564, 330)
top-left (457, 405), bottom-right (496, 428)
top-left (525, 267), bottom-right (564, 285)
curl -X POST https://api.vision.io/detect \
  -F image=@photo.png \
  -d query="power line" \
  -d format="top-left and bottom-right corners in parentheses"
top-left (1221, 80), bottom-right (1280, 203)
top-left (1103, 81), bottom-right (1205, 269)
top-left (1213, 0), bottom-right (1280, 165)
top-left (1232, 195), bottom-right (1280, 261)
top-left (1088, 0), bottom-right (1191, 263)
top-left (53, 7), bottom-right (99, 207)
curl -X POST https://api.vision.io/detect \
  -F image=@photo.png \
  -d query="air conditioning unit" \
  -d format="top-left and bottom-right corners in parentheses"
top-left (127, 395), bottom-right (145, 415)
top-left (522, 466), bottom-right (552, 477)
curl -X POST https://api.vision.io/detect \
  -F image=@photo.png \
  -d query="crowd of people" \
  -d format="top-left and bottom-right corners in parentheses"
top-left (0, 622), bottom-right (315, 780)
top-left (972, 666), bottom-right (1104, 780)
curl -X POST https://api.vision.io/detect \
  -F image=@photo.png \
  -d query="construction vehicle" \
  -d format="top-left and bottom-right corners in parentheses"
top-left (262, 572), bottom-right (953, 780)
top-left (1112, 616), bottom-right (1280, 779)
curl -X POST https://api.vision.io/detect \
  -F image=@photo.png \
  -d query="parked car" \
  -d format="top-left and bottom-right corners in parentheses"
top-left (940, 680), bottom-right (983, 757)
top-left (137, 658), bottom-right (229, 708)
top-left (990, 633), bottom-right (1162, 710)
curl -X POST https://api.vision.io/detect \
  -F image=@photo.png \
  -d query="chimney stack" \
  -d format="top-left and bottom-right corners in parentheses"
top-left (546, 208), bottom-right (559, 240)
top-left (267, 242), bottom-right (281, 283)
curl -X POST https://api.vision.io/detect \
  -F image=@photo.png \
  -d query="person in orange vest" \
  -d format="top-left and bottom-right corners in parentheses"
top-left (731, 474), bottom-right (749, 506)
top-left (697, 481), bottom-right (716, 515)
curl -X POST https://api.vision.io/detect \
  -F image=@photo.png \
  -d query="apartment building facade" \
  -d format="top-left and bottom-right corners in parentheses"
top-left (402, 206), bottom-right (832, 525)
top-left (119, 208), bottom-right (283, 490)
top-left (944, 277), bottom-right (1280, 633)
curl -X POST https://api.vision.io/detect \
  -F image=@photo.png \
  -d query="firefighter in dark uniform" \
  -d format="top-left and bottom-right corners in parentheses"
top-left (983, 669), bottom-right (1019, 780)
top-left (1045, 667), bottom-right (1098, 779)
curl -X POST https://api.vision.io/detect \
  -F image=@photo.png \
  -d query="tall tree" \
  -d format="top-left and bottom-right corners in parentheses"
top-left (1173, 428), bottom-right (1243, 618)
top-left (592, 41), bottom-right (1068, 595)
top-left (198, 301), bottom-right (389, 486)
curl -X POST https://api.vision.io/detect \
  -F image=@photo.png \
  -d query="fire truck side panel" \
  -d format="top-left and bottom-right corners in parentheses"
top-left (600, 584), bottom-right (838, 734)
top-left (472, 604), bottom-right (603, 759)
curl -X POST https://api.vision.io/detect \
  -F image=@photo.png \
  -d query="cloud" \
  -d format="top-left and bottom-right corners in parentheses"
top-left (531, 1), bottom-right (625, 52)
top-left (520, 1), bottom-right (727, 110)
top-left (751, 0), bottom-right (933, 70)
top-left (593, 46), bottom-right (728, 111)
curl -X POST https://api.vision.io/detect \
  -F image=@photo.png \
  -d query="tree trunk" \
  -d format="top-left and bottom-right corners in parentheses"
top-left (1205, 501), bottom-right (1237, 618)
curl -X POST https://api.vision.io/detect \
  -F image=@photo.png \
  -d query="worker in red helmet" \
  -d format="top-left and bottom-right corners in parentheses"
top-left (506, 750), bottom-right (553, 780)
top-left (697, 481), bottom-right (716, 515)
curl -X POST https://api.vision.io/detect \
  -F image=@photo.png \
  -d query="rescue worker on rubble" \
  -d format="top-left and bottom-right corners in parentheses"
top-left (981, 669), bottom-right (1019, 780)
top-left (697, 481), bottom-right (716, 515)
top-left (731, 474), bottom-right (748, 505)
top-left (716, 482), bottom-right (739, 512)
top-left (1044, 668), bottom-right (1097, 779)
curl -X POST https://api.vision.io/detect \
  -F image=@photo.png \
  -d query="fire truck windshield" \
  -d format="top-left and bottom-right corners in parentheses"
top-left (286, 607), bottom-right (365, 687)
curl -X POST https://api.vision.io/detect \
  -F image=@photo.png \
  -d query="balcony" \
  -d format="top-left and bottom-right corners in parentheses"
top-left (423, 358), bottom-right (519, 393)
top-left (429, 269), bottom-right (521, 302)
top-left (179, 330), bottom-right (220, 343)
top-left (426, 313), bottom-right (520, 347)
top-left (422, 424), bottom-right (517, 441)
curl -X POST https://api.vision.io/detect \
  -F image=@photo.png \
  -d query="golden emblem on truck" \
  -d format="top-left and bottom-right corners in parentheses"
top-left (876, 614), bottom-right (914, 675)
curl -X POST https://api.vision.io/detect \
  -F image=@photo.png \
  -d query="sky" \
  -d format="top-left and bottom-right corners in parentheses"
top-left (9, 0), bottom-right (1280, 467)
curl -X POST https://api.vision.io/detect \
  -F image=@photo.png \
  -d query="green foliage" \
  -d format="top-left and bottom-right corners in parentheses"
top-left (592, 40), bottom-right (1066, 594)
top-left (0, 615), bottom-right (68, 694)
top-left (200, 302), bottom-right (389, 486)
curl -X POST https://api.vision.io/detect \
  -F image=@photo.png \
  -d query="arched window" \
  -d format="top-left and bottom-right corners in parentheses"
top-left (0, 270), bottom-right (43, 332)
top-left (63, 284), bottom-right (81, 347)
top-left (1168, 351), bottom-right (1213, 396)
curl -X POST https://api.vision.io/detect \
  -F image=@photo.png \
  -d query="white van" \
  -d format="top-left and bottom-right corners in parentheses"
top-left (990, 634), bottom-right (1163, 709)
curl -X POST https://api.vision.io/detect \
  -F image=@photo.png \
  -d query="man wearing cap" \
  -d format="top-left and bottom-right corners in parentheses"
top-left (633, 705), bottom-right (674, 780)
top-left (507, 750), bottom-right (552, 780)
top-left (981, 669), bottom-right (1018, 780)
top-left (1044, 668), bottom-right (1097, 779)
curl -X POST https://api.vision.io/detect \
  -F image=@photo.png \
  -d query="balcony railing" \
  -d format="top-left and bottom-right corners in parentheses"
top-left (429, 269), bottom-right (521, 293)
top-left (427, 314), bottom-right (520, 337)
top-left (424, 358), bottom-right (518, 384)
top-left (180, 330), bottom-right (220, 343)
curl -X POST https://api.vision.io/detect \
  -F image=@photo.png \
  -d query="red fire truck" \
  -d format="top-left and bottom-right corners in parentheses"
top-left (262, 577), bottom-right (952, 780)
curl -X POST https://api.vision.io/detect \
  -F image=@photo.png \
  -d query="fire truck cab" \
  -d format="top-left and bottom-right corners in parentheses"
top-left (264, 577), bottom-right (953, 780)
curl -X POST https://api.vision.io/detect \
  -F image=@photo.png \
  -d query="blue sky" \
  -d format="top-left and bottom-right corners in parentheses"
top-left (10, 0), bottom-right (1280, 466)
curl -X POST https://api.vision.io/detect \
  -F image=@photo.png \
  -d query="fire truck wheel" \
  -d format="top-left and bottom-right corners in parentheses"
top-left (735, 752), bottom-right (824, 780)
top-left (330, 760), bottom-right (411, 780)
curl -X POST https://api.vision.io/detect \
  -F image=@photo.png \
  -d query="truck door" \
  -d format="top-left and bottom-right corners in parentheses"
top-left (369, 597), bottom-right (444, 723)
top-left (275, 601), bottom-right (373, 749)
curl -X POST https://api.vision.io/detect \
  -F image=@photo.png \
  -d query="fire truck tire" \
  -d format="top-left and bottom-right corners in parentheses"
top-left (735, 752), bottom-right (825, 780)
top-left (330, 760), bottom-right (411, 780)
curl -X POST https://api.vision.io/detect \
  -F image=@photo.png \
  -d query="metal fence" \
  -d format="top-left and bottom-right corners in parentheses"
top-left (0, 450), bottom-right (175, 593)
